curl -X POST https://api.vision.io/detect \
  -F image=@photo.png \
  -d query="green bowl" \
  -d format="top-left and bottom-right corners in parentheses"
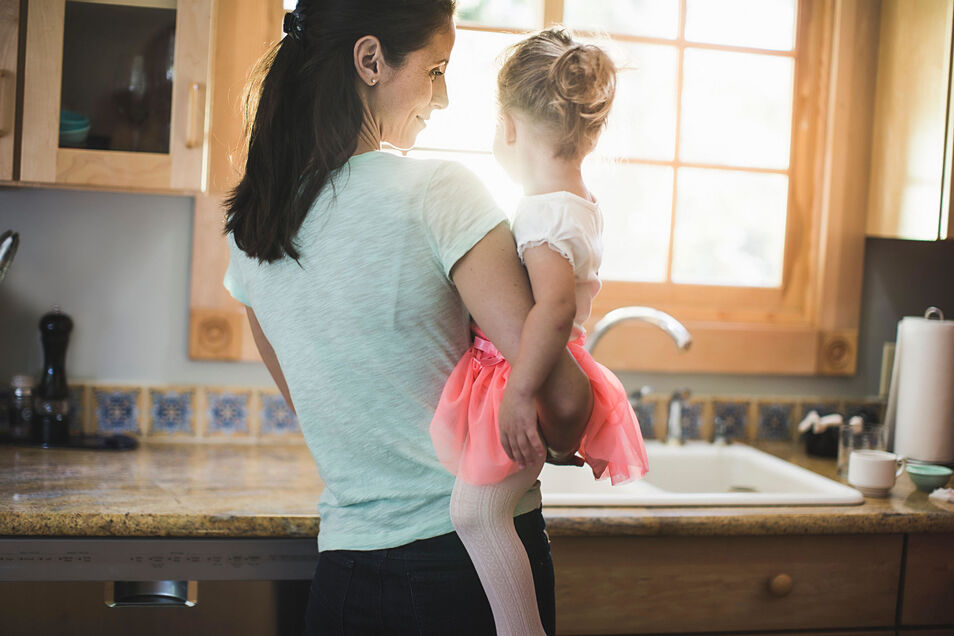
top-left (906, 464), bottom-right (953, 492)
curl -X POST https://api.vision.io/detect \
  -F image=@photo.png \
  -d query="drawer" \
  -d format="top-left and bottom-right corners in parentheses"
top-left (901, 533), bottom-right (954, 626)
top-left (551, 534), bottom-right (902, 635)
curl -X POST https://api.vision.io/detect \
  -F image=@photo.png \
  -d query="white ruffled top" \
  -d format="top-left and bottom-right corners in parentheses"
top-left (511, 191), bottom-right (604, 337)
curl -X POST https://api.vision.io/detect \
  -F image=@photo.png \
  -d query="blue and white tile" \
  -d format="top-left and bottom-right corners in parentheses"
top-left (757, 401), bottom-right (796, 441)
top-left (634, 401), bottom-right (656, 441)
top-left (259, 393), bottom-right (300, 435)
top-left (92, 387), bottom-right (142, 435)
top-left (148, 389), bottom-right (196, 436)
top-left (713, 400), bottom-right (749, 442)
top-left (680, 401), bottom-right (704, 441)
top-left (205, 390), bottom-right (251, 436)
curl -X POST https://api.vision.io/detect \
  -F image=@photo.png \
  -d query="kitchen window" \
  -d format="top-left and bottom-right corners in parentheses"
top-left (404, 0), bottom-right (876, 376)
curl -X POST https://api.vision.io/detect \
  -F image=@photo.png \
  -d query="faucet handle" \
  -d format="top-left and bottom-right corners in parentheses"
top-left (670, 388), bottom-right (690, 404)
top-left (713, 415), bottom-right (730, 445)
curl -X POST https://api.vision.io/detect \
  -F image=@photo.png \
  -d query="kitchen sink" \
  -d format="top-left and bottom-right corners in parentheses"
top-left (540, 441), bottom-right (864, 507)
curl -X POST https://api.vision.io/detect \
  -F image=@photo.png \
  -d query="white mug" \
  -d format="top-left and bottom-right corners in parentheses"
top-left (847, 450), bottom-right (906, 497)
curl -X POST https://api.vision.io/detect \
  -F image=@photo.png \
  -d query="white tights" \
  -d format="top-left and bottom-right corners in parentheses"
top-left (449, 456), bottom-right (547, 636)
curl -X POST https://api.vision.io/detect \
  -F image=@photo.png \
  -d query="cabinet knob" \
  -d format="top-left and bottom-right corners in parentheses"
top-left (767, 573), bottom-right (793, 597)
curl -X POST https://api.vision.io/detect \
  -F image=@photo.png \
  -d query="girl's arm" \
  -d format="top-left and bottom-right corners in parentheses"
top-left (246, 306), bottom-right (296, 414)
top-left (451, 224), bottom-right (591, 460)
top-left (497, 245), bottom-right (578, 467)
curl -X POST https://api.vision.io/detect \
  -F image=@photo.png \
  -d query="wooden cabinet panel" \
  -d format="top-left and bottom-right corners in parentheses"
top-left (901, 533), bottom-right (954, 626)
top-left (19, 0), bottom-right (63, 184)
top-left (551, 534), bottom-right (903, 635)
top-left (19, 0), bottom-right (212, 191)
top-left (866, 0), bottom-right (954, 241)
top-left (188, 0), bottom-right (283, 361)
top-left (189, 194), bottom-right (258, 361)
top-left (0, 0), bottom-right (17, 182)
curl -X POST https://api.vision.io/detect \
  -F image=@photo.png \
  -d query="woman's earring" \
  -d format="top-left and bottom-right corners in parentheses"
top-left (369, 78), bottom-right (377, 86)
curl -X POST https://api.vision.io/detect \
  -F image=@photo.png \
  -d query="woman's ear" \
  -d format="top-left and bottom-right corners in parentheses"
top-left (502, 111), bottom-right (518, 145)
top-left (354, 35), bottom-right (382, 86)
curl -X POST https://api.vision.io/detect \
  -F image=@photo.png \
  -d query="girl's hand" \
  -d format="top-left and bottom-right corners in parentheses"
top-left (498, 385), bottom-right (545, 468)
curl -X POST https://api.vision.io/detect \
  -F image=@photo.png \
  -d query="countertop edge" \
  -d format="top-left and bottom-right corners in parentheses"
top-left (2, 508), bottom-right (953, 539)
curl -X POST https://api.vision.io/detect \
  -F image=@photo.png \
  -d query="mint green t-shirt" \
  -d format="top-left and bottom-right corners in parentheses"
top-left (224, 152), bottom-right (541, 551)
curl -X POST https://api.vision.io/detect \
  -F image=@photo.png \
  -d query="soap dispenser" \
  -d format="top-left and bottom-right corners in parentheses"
top-left (33, 307), bottom-right (73, 446)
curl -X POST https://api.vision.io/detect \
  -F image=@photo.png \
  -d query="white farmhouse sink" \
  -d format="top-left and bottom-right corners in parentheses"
top-left (540, 441), bottom-right (864, 507)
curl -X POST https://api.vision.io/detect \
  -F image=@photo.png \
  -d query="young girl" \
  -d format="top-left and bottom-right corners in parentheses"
top-left (430, 27), bottom-right (649, 636)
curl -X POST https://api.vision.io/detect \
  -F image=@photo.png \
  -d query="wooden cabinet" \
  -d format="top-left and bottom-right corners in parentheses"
top-left (17, 0), bottom-right (213, 191)
top-left (867, 0), bottom-right (954, 241)
top-left (0, 0), bottom-right (18, 182)
top-left (901, 533), bottom-right (954, 627)
top-left (551, 534), bottom-right (904, 635)
top-left (189, 0), bottom-right (283, 361)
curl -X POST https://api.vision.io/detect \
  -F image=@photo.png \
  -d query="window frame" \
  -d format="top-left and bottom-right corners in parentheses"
top-left (450, 0), bottom-right (875, 376)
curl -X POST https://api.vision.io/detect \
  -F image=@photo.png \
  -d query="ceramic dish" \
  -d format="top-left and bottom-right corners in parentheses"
top-left (905, 463), bottom-right (953, 492)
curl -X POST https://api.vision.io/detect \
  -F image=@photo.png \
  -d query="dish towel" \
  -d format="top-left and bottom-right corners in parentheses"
top-left (928, 487), bottom-right (954, 503)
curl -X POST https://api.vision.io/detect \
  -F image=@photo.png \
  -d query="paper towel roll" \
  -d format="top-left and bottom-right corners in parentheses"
top-left (885, 308), bottom-right (954, 465)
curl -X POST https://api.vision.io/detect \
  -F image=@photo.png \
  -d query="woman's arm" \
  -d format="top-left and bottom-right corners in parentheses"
top-left (497, 245), bottom-right (578, 466)
top-left (450, 223), bottom-right (591, 458)
top-left (246, 306), bottom-right (296, 414)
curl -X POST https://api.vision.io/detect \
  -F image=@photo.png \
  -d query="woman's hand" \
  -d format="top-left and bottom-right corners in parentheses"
top-left (498, 384), bottom-right (545, 468)
top-left (545, 448), bottom-right (585, 467)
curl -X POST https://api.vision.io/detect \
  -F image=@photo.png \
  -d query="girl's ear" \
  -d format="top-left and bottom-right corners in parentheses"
top-left (354, 35), bottom-right (382, 86)
top-left (502, 111), bottom-right (518, 145)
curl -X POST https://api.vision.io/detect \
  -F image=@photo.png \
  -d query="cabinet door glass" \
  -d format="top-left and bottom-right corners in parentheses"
top-left (60, 0), bottom-right (177, 154)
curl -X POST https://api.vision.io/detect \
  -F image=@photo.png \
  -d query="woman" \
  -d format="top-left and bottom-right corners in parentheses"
top-left (222, 1), bottom-right (592, 633)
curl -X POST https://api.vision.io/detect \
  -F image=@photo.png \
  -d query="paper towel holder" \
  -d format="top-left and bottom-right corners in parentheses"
top-left (885, 305), bottom-right (954, 466)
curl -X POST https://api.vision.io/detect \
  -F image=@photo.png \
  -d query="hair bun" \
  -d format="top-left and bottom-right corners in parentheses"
top-left (547, 44), bottom-right (615, 114)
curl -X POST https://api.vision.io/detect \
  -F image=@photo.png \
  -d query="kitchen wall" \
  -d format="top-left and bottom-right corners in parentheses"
top-left (1, 187), bottom-right (953, 396)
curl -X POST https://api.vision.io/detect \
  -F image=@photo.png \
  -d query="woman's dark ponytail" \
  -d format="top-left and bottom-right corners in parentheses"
top-left (225, 0), bottom-right (456, 264)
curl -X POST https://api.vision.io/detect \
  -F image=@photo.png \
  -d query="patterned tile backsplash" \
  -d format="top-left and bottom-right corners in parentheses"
top-left (148, 389), bottom-right (196, 436)
top-left (3, 384), bottom-right (882, 445)
top-left (92, 387), bottom-right (142, 435)
top-left (260, 392), bottom-right (300, 435)
top-left (206, 390), bottom-right (251, 436)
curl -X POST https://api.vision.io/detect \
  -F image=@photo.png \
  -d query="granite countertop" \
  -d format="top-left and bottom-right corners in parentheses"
top-left (0, 441), bottom-right (952, 539)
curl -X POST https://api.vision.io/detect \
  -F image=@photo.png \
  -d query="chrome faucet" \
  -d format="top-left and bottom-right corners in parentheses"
top-left (0, 230), bottom-right (18, 284)
top-left (667, 389), bottom-right (690, 445)
top-left (584, 306), bottom-right (692, 354)
top-left (584, 306), bottom-right (692, 444)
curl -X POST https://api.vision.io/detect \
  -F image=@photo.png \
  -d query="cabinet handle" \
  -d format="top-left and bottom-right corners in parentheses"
top-left (0, 70), bottom-right (9, 138)
top-left (767, 573), bottom-right (793, 597)
top-left (186, 82), bottom-right (205, 149)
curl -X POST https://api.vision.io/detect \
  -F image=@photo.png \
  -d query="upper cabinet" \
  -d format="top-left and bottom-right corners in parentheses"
top-left (17, 0), bottom-right (213, 192)
top-left (867, 0), bottom-right (954, 241)
top-left (189, 0), bottom-right (283, 362)
top-left (0, 0), bottom-right (18, 182)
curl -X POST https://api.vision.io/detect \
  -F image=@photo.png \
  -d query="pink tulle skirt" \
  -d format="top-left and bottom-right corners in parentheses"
top-left (430, 327), bottom-right (649, 486)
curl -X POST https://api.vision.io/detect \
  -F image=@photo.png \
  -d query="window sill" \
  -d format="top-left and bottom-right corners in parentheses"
top-left (585, 321), bottom-right (857, 376)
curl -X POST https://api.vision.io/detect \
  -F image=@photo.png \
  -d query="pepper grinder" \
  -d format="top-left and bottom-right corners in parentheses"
top-left (33, 307), bottom-right (73, 446)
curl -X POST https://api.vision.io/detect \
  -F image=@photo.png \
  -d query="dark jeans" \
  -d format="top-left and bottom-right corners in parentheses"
top-left (303, 508), bottom-right (555, 635)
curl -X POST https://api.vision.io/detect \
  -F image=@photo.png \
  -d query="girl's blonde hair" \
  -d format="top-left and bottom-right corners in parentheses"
top-left (497, 27), bottom-right (616, 159)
